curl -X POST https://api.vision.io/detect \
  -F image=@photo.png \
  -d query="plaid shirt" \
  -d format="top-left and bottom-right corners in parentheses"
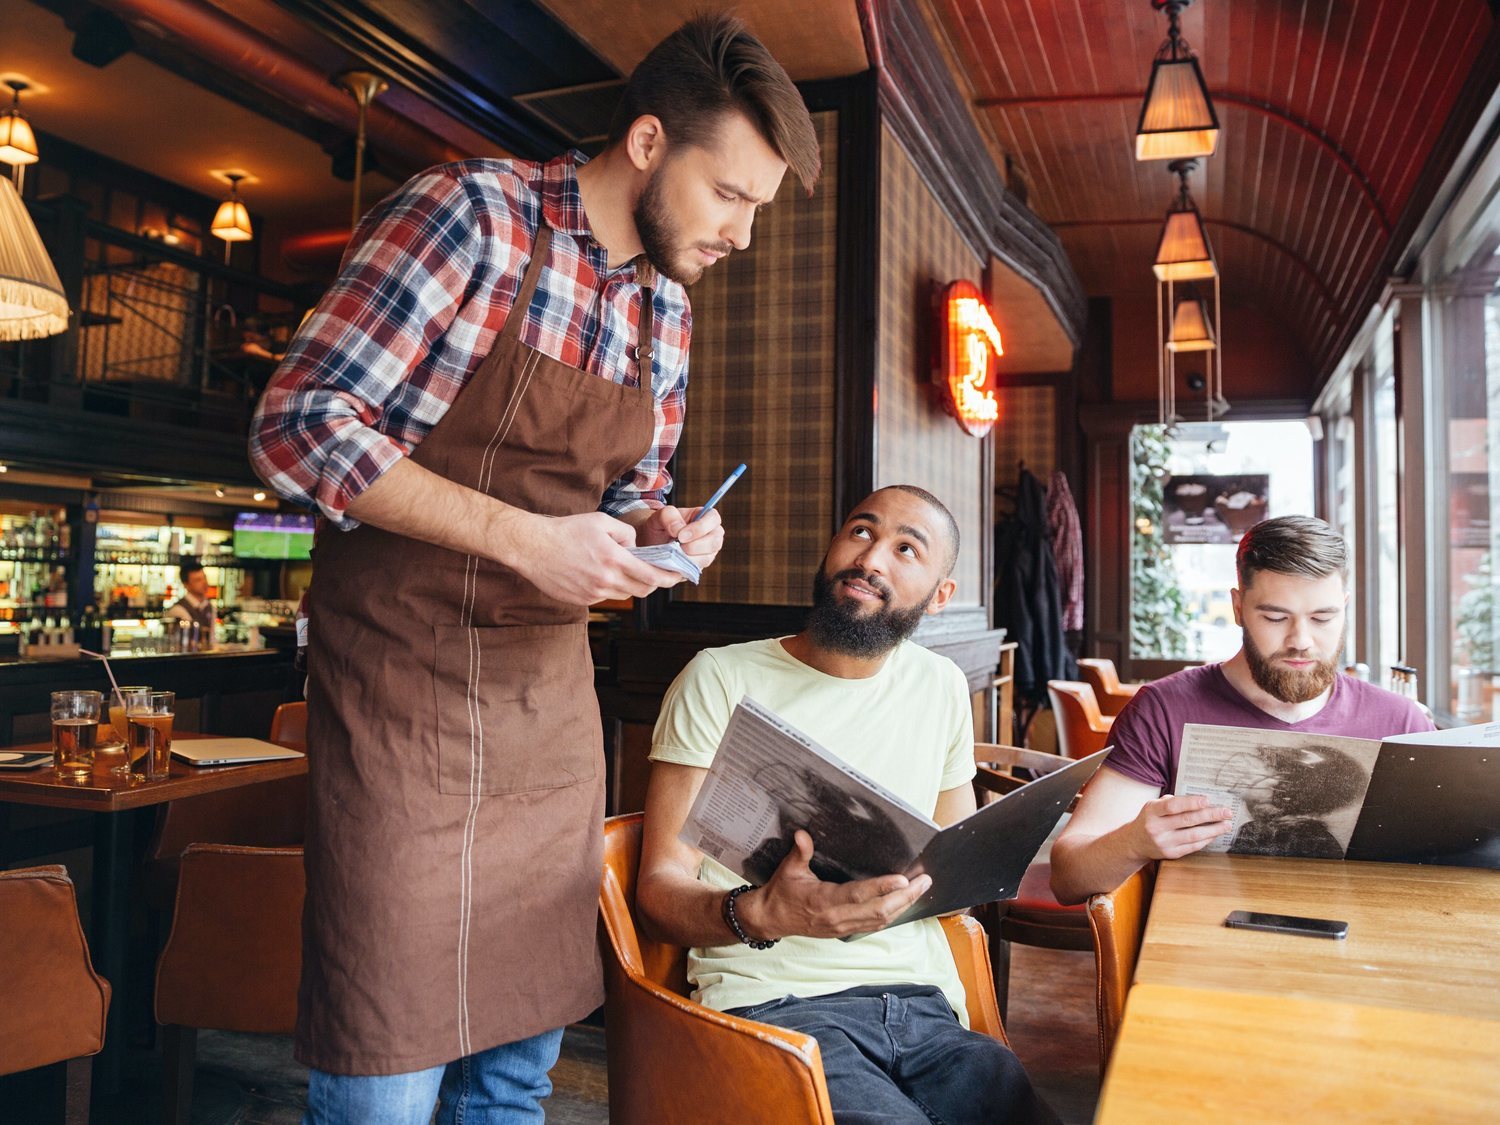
top-left (249, 152), bottom-right (691, 530)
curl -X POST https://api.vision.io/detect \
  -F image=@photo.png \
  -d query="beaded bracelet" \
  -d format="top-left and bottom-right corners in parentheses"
top-left (722, 884), bottom-right (778, 950)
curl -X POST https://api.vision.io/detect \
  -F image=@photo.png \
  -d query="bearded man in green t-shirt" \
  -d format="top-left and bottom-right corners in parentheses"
top-left (637, 485), bottom-right (1057, 1125)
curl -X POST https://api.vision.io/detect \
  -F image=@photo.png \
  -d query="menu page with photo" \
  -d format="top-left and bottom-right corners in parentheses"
top-left (1174, 724), bottom-right (1382, 859)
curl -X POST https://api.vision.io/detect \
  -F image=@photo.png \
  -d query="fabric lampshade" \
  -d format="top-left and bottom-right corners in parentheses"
top-left (1136, 56), bottom-right (1219, 161)
top-left (1153, 205), bottom-right (1217, 281)
top-left (0, 109), bottom-right (39, 166)
top-left (0, 174), bottom-right (69, 341)
top-left (211, 197), bottom-right (253, 242)
top-left (1166, 297), bottom-right (1215, 351)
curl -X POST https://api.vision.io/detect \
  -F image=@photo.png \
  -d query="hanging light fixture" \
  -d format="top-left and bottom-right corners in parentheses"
top-left (0, 173), bottom-right (69, 341)
top-left (0, 81), bottom-right (40, 170)
top-left (211, 172), bottom-right (253, 262)
top-left (1153, 159), bottom-right (1216, 281)
top-left (1166, 296), bottom-right (1215, 351)
top-left (334, 70), bottom-right (388, 232)
top-left (1136, 0), bottom-right (1219, 161)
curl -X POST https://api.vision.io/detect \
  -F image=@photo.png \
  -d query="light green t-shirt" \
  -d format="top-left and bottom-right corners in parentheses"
top-left (649, 637), bottom-right (977, 1022)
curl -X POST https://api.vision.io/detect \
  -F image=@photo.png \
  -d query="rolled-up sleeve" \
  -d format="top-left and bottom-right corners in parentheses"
top-left (248, 169), bottom-right (488, 529)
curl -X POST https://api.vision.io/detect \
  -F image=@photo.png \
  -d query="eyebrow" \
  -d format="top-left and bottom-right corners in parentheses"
top-left (848, 512), bottom-right (930, 547)
top-left (715, 180), bottom-right (773, 207)
top-left (1254, 603), bottom-right (1343, 614)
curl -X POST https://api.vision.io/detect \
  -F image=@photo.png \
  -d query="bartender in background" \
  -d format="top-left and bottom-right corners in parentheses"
top-left (166, 558), bottom-right (215, 648)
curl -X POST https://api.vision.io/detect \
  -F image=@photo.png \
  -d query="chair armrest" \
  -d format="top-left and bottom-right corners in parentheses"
top-left (601, 951), bottom-right (837, 1124)
top-left (974, 743), bottom-right (1070, 776)
top-left (938, 914), bottom-right (1009, 1046)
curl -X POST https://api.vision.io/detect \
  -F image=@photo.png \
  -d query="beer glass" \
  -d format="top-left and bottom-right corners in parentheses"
top-left (105, 685), bottom-right (150, 776)
top-left (52, 690), bottom-right (101, 783)
top-left (126, 689), bottom-right (174, 783)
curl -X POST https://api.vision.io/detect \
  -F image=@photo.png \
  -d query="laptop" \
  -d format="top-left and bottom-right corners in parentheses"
top-left (171, 738), bottom-right (305, 767)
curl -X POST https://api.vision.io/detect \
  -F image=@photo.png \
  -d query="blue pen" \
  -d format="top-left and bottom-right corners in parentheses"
top-left (689, 463), bottom-right (747, 524)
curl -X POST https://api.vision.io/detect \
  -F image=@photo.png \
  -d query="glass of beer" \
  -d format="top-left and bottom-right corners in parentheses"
top-left (104, 685), bottom-right (150, 776)
top-left (52, 690), bottom-right (102, 783)
top-left (126, 689), bottom-right (174, 783)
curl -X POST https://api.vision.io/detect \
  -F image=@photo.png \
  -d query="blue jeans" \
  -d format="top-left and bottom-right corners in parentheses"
top-left (303, 1027), bottom-right (565, 1125)
top-left (728, 985), bottom-right (1057, 1125)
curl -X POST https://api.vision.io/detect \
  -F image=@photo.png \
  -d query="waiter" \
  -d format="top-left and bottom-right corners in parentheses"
top-left (165, 558), bottom-right (214, 648)
top-left (249, 14), bottom-right (819, 1123)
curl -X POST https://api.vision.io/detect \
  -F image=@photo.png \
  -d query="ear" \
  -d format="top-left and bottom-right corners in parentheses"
top-left (924, 577), bottom-right (958, 616)
top-left (1230, 585), bottom-right (1244, 626)
top-left (624, 115), bottom-right (667, 174)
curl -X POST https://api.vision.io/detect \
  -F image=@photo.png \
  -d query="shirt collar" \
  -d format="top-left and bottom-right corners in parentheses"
top-left (540, 149), bottom-right (594, 238)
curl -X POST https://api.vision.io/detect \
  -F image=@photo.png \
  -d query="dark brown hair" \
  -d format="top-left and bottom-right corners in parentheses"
top-left (608, 13), bottom-right (821, 194)
top-left (1235, 515), bottom-right (1348, 588)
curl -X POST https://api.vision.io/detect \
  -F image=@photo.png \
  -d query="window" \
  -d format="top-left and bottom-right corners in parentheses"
top-left (1130, 420), bottom-right (1317, 662)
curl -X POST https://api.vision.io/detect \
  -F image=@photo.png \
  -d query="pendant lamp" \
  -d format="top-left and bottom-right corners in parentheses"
top-left (0, 173), bottom-right (69, 340)
top-left (1166, 296), bottom-right (1215, 351)
top-left (1153, 159), bottom-right (1216, 281)
top-left (0, 81), bottom-right (39, 168)
top-left (1135, 0), bottom-right (1219, 161)
top-left (211, 173), bottom-right (253, 245)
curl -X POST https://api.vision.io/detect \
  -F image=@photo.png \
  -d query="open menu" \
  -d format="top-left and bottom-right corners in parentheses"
top-left (679, 697), bottom-right (1108, 935)
top-left (1174, 721), bottom-right (1500, 868)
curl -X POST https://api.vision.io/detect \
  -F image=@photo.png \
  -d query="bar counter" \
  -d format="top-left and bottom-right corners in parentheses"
top-left (0, 647), bottom-right (298, 747)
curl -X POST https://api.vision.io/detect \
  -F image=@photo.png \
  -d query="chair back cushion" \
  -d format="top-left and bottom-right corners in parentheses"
top-left (1087, 862), bottom-right (1158, 1073)
top-left (601, 812), bottom-right (689, 992)
top-left (155, 844), bottom-right (304, 1033)
top-left (1047, 681), bottom-right (1113, 759)
top-left (270, 701), bottom-right (308, 749)
top-left (0, 865), bottom-right (111, 1075)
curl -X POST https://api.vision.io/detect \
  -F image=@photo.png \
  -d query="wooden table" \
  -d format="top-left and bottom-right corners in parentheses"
top-left (0, 737), bottom-right (307, 1093)
top-left (1098, 854), bottom-right (1500, 1121)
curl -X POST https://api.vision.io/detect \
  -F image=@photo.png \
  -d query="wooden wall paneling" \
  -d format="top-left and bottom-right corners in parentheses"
top-left (1081, 407), bottom-right (1131, 669)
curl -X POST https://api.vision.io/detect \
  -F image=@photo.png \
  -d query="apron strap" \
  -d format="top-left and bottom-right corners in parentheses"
top-left (634, 256), bottom-right (656, 390)
top-left (500, 225), bottom-right (554, 345)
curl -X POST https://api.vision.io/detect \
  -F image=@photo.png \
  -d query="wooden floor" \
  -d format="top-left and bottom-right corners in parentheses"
top-left (0, 941), bottom-right (1099, 1123)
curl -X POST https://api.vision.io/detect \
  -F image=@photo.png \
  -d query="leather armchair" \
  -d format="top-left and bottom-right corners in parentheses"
top-left (0, 865), bottom-right (111, 1124)
top-left (1087, 863), bottom-right (1157, 1076)
top-left (1077, 659), bottom-right (1141, 717)
top-left (1047, 681), bottom-right (1114, 760)
top-left (155, 843), bottom-right (305, 1124)
top-left (599, 813), bottom-right (1007, 1125)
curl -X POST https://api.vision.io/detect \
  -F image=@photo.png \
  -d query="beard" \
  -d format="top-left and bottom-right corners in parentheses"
top-left (633, 166), bottom-right (731, 286)
top-left (1242, 625), bottom-right (1344, 704)
top-left (804, 566), bottom-right (934, 659)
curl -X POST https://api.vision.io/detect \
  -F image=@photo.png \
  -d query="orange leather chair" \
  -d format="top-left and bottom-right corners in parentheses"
top-left (1077, 658), bottom-right (1141, 717)
top-left (155, 843), bottom-right (305, 1125)
top-left (0, 865), bottom-right (112, 1125)
top-left (599, 812), bottom-right (1008, 1125)
top-left (269, 700), bottom-right (308, 749)
top-left (1087, 863), bottom-right (1157, 1077)
top-left (1047, 681), bottom-right (1114, 760)
top-left (140, 701), bottom-right (309, 909)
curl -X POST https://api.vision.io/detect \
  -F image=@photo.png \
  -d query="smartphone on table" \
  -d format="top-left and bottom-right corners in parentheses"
top-left (1224, 910), bottom-right (1349, 940)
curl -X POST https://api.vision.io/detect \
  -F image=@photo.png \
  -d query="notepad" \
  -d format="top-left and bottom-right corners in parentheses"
top-left (628, 541), bottom-right (702, 584)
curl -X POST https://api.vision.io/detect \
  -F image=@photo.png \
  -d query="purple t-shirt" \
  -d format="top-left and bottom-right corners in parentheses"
top-left (1105, 664), bottom-right (1435, 794)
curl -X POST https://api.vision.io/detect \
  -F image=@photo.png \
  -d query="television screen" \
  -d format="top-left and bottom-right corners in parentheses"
top-left (233, 512), bottom-right (315, 560)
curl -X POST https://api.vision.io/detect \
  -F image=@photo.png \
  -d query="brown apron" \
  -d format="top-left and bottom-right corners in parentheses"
top-left (298, 225), bottom-right (657, 1075)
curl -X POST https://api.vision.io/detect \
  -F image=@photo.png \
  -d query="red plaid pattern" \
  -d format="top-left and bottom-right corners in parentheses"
top-left (249, 152), bottom-right (690, 529)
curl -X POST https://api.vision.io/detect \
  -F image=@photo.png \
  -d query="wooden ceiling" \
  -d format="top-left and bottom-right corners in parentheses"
top-left (926, 0), bottom-right (1497, 379)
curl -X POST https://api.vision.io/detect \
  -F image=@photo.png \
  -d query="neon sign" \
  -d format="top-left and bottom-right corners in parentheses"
top-left (936, 280), bottom-right (1002, 437)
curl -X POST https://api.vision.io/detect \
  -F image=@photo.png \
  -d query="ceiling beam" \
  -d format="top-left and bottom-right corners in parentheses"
top-left (1051, 217), bottom-right (1338, 311)
top-left (976, 90), bottom-right (1391, 234)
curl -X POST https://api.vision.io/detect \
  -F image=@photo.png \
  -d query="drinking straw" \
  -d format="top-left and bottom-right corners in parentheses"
top-left (78, 648), bottom-right (123, 705)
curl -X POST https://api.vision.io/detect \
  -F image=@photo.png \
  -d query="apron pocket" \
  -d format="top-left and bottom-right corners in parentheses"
top-left (433, 623), bottom-right (600, 796)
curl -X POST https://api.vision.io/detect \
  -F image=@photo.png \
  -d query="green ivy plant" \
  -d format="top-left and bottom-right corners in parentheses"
top-left (1130, 425), bottom-right (1195, 659)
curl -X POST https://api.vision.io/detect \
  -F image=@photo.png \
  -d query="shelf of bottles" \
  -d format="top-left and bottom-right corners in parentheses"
top-left (0, 511), bottom-right (73, 625)
top-left (95, 522), bottom-right (244, 619)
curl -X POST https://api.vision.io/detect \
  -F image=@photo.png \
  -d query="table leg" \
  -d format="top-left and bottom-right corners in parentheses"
top-left (90, 809), bottom-right (136, 1095)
